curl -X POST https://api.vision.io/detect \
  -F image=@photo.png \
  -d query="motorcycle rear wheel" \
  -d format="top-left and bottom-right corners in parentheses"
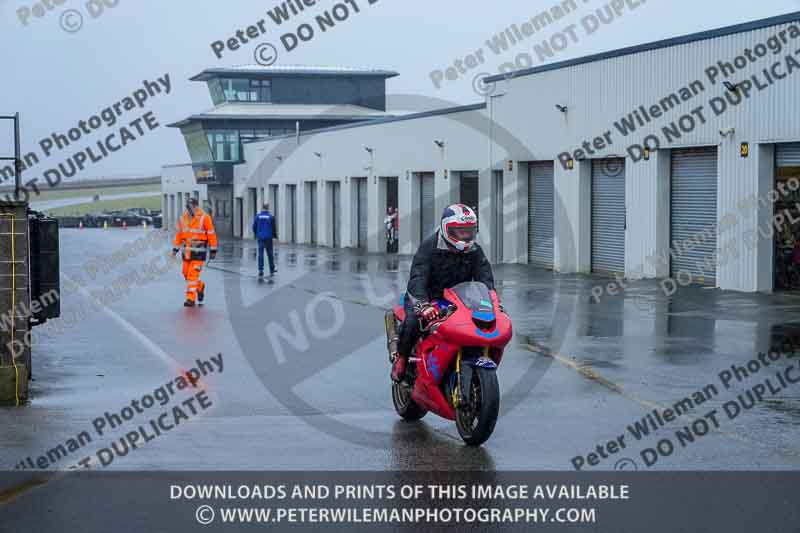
top-left (391, 373), bottom-right (427, 421)
top-left (455, 367), bottom-right (499, 446)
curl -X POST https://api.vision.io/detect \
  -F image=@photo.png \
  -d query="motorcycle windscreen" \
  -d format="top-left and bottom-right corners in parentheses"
top-left (450, 282), bottom-right (493, 315)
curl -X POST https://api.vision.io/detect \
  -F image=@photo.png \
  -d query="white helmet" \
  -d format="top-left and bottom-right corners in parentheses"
top-left (440, 204), bottom-right (478, 252)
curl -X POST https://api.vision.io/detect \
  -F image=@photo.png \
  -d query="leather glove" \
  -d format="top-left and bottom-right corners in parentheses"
top-left (209, 250), bottom-right (217, 260)
top-left (418, 303), bottom-right (439, 324)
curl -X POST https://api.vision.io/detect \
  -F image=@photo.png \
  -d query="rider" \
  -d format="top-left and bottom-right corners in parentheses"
top-left (391, 204), bottom-right (496, 382)
top-left (385, 207), bottom-right (399, 252)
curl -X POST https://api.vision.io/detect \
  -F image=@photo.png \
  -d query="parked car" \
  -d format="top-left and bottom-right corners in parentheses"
top-left (126, 207), bottom-right (154, 218)
top-left (109, 210), bottom-right (153, 227)
top-left (125, 208), bottom-right (162, 227)
top-left (81, 209), bottom-right (157, 228)
top-left (82, 212), bottom-right (113, 228)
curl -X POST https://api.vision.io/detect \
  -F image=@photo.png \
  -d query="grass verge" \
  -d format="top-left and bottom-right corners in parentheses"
top-left (45, 195), bottom-right (161, 217)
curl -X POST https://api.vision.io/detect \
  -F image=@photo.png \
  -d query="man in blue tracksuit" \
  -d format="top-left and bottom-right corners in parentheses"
top-left (252, 203), bottom-right (277, 277)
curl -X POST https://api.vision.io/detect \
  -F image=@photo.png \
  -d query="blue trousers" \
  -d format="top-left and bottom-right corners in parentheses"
top-left (257, 238), bottom-right (275, 273)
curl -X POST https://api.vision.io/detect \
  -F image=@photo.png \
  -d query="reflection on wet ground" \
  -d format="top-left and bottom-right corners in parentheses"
top-left (1, 230), bottom-right (799, 472)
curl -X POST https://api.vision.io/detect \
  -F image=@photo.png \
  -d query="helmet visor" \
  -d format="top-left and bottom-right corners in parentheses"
top-left (448, 225), bottom-right (477, 244)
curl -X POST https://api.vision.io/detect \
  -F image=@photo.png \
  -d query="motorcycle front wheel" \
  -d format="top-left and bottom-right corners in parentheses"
top-left (455, 367), bottom-right (499, 446)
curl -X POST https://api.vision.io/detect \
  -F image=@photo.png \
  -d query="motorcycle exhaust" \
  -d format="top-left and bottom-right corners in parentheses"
top-left (384, 311), bottom-right (398, 360)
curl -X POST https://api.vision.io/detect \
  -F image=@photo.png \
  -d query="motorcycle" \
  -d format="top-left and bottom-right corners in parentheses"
top-left (385, 281), bottom-right (512, 445)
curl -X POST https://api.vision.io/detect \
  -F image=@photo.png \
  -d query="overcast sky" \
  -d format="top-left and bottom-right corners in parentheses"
top-left (1, 0), bottom-right (798, 181)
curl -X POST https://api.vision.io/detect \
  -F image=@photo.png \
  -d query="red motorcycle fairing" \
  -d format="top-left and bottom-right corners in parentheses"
top-left (393, 286), bottom-right (512, 421)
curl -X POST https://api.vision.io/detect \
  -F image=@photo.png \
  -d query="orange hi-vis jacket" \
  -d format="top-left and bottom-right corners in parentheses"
top-left (173, 208), bottom-right (218, 261)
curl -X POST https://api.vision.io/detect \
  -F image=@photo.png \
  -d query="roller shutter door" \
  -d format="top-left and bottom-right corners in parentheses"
top-left (492, 171), bottom-right (504, 261)
top-left (331, 182), bottom-right (341, 248)
top-left (386, 177), bottom-right (399, 210)
top-left (249, 188), bottom-right (257, 219)
top-left (527, 162), bottom-right (554, 268)
top-left (777, 143), bottom-right (800, 167)
top-left (670, 148), bottom-right (718, 285)
top-left (459, 172), bottom-right (480, 213)
top-left (420, 173), bottom-right (436, 240)
top-left (288, 185), bottom-right (296, 243)
top-left (269, 184), bottom-right (279, 239)
top-left (591, 159), bottom-right (626, 275)
top-left (356, 178), bottom-right (368, 248)
top-left (308, 182), bottom-right (317, 245)
top-left (236, 197), bottom-right (243, 238)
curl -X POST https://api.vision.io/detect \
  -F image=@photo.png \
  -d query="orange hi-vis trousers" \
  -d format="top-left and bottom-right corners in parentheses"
top-left (174, 207), bottom-right (218, 303)
top-left (182, 260), bottom-right (206, 302)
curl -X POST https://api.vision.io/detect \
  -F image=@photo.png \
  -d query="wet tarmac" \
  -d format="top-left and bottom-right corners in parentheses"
top-left (2, 228), bottom-right (800, 473)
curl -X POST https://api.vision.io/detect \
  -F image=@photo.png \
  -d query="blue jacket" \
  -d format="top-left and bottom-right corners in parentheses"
top-left (252, 210), bottom-right (275, 240)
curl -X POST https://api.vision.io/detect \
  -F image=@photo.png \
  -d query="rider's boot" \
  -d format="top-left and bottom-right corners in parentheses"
top-left (391, 352), bottom-right (407, 382)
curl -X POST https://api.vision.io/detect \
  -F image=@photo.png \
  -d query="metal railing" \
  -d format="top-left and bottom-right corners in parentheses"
top-left (0, 113), bottom-right (22, 197)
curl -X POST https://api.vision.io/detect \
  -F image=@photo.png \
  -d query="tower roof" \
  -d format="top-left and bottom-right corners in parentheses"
top-left (190, 65), bottom-right (399, 82)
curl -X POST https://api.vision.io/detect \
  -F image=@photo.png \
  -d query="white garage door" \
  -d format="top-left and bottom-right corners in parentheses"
top-left (308, 182), bottom-right (318, 245)
top-left (591, 158), bottom-right (626, 275)
top-left (527, 162), bottom-right (554, 268)
top-left (269, 184), bottom-right (279, 239)
top-left (492, 171), bottom-right (504, 262)
top-left (671, 147), bottom-right (718, 285)
top-left (459, 171), bottom-right (480, 214)
top-left (419, 173), bottom-right (436, 241)
top-left (287, 184), bottom-right (296, 243)
top-left (330, 182), bottom-right (341, 248)
top-left (355, 178), bottom-right (368, 249)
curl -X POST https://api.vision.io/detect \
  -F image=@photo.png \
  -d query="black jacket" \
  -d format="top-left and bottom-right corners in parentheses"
top-left (406, 232), bottom-right (495, 305)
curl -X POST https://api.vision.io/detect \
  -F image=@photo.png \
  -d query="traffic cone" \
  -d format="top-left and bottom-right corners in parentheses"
top-left (122, 220), bottom-right (128, 230)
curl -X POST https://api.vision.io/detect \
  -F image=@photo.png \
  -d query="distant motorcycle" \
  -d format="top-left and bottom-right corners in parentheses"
top-left (385, 282), bottom-right (513, 445)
